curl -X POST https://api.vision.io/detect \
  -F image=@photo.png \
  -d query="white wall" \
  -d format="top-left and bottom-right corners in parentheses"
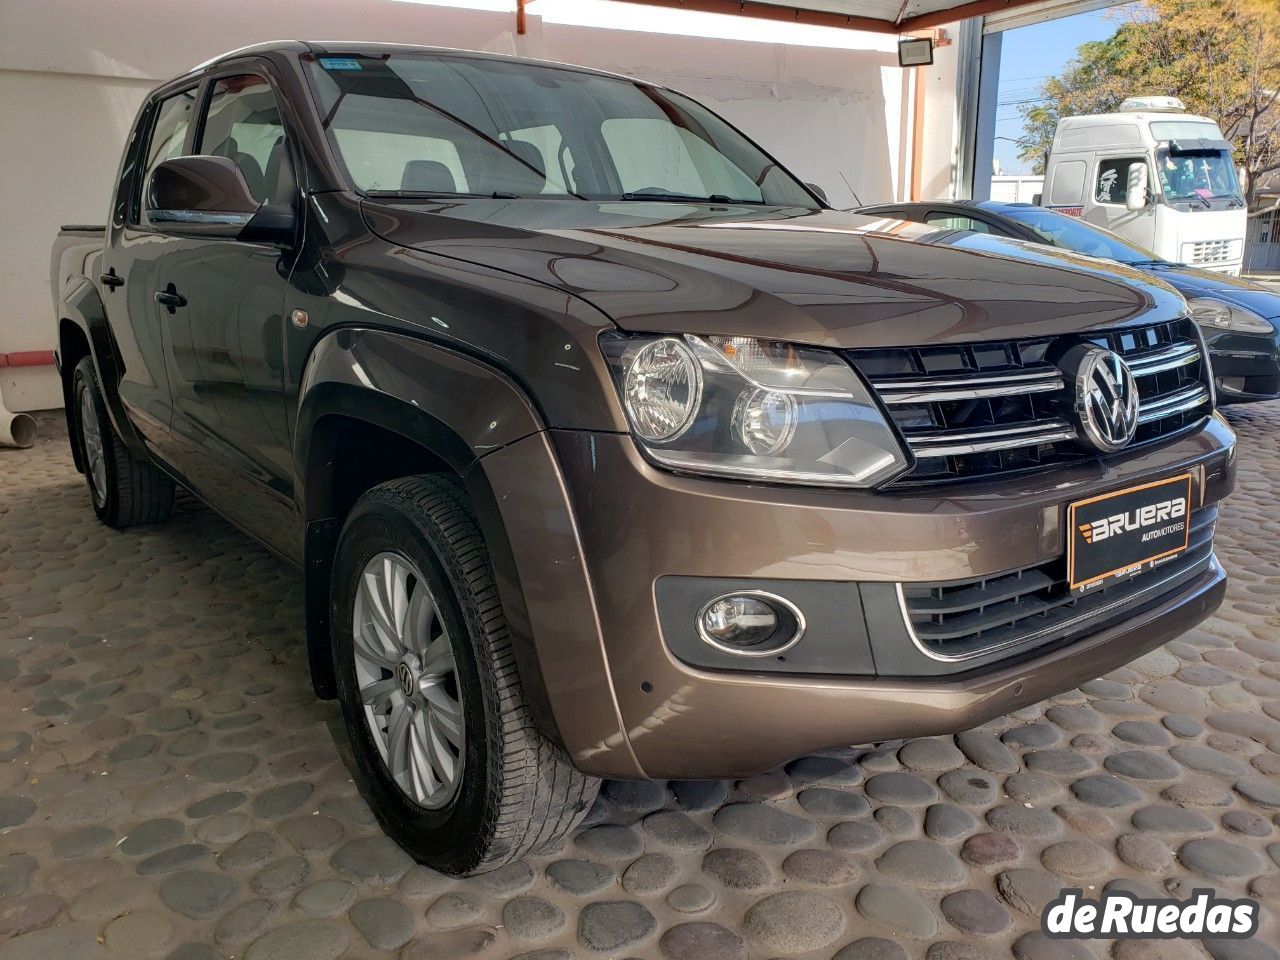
top-left (0, 0), bottom-right (957, 411)
top-left (917, 34), bottom-right (961, 201)
top-left (539, 25), bottom-right (904, 207)
top-left (0, 70), bottom-right (155, 409)
top-left (990, 175), bottom-right (1044, 203)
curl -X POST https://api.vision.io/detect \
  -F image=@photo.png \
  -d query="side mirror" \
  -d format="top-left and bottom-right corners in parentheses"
top-left (147, 156), bottom-right (294, 243)
top-left (805, 182), bottom-right (829, 205)
top-left (1126, 162), bottom-right (1149, 211)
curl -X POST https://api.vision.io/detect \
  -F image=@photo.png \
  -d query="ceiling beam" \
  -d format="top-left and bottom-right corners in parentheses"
top-left (600, 0), bottom-right (1052, 33)
top-left (604, 0), bottom-right (902, 33)
top-left (899, 0), bottom-right (1043, 31)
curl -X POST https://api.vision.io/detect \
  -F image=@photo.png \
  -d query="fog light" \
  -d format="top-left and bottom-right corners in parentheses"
top-left (697, 592), bottom-right (805, 656)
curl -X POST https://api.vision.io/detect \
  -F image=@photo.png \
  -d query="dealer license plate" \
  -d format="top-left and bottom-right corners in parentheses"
top-left (1067, 474), bottom-right (1193, 594)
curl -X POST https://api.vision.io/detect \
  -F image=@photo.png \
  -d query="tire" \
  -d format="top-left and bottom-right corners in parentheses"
top-left (330, 475), bottom-right (599, 875)
top-left (72, 357), bottom-right (174, 528)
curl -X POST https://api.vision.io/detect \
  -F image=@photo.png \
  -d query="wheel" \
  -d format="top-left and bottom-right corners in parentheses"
top-left (72, 357), bottom-right (174, 528)
top-left (330, 475), bottom-right (599, 875)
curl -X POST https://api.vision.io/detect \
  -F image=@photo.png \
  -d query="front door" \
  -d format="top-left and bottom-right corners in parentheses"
top-left (156, 69), bottom-right (300, 557)
top-left (1086, 154), bottom-right (1157, 251)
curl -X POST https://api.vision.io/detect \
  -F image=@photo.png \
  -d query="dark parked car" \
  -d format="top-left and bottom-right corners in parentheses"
top-left (858, 200), bottom-right (1280, 404)
top-left (52, 42), bottom-right (1234, 875)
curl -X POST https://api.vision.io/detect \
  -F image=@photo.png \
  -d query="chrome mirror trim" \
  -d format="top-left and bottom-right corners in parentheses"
top-left (147, 209), bottom-right (254, 226)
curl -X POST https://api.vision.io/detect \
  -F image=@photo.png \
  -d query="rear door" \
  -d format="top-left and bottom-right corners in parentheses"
top-left (155, 66), bottom-right (301, 555)
top-left (100, 85), bottom-right (198, 449)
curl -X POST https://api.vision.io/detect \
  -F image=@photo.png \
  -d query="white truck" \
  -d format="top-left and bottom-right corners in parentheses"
top-left (1040, 96), bottom-right (1247, 275)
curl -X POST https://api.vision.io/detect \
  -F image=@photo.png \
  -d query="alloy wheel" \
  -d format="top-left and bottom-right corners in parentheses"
top-left (352, 551), bottom-right (465, 809)
top-left (79, 384), bottom-right (106, 507)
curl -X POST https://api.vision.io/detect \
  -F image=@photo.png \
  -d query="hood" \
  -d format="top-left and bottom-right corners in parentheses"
top-left (361, 199), bottom-right (1188, 349)
top-left (1141, 262), bottom-right (1280, 322)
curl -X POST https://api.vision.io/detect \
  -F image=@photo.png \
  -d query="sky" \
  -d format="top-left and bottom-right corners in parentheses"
top-left (994, 3), bottom-right (1140, 176)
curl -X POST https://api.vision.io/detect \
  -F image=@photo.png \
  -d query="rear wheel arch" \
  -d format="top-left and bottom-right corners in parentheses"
top-left (59, 318), bottom-right (92, 472)
top-left (58, 281), bottom-right (148, 458)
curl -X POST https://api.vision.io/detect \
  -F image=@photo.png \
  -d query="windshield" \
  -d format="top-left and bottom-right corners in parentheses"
top-left (303, 52), bottom-right (818, 206)
top-left (993, 205), bottom-right (1158, 265)
top-left (1155, 147), bottom-right (1241, 202)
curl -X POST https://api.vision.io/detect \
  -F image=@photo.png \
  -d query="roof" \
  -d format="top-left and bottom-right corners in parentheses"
top-left (188, 40), bottom-right (664, 85)
top-left (1057, 112), bottom-right (1218, 126)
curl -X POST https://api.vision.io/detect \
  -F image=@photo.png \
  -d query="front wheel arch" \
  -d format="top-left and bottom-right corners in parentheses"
top-left (328, 474), bottom-right (598, 874)
top-left (296, 401), bottom-right (563, 756)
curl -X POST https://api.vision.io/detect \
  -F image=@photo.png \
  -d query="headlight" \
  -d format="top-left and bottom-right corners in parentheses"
top-left (622, 338), bottom-right (702, 442)
top-left (600, 333), bottom-right (910, 487)
top-left (1189, 298), bottom-right (1274, 334)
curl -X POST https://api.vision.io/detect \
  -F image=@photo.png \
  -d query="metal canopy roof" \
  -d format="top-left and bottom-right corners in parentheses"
top-left (601, 0), bottom-right (1050, 33)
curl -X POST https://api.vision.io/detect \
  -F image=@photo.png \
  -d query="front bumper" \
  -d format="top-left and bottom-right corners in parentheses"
top-left (481, 417), bottom-right (1235, 780)
top-left (642, 557), bottom-right (1225, 779)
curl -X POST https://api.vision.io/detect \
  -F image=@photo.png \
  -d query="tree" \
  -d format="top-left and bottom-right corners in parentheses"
top-left (1018, 0), bottom-right (1280, 206)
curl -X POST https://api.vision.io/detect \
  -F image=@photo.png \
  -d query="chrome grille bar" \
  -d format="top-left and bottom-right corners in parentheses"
top-left (1137, 383), bottom-right (1211, 424)
top-left (909, 419), bottom-right (1077, 458)
top-left (1127, 341), bottom-right (1200, 377)
top-left (872, 367), bottom-right (1063, 405)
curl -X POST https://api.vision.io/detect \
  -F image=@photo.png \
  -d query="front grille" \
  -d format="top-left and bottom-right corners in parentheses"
top-left (1187, 239), bottom-right (1240, 265)
top-left (848, 318), bottom-right (1212, 483)
top-left (900, 505), bottom-right (1217, 661)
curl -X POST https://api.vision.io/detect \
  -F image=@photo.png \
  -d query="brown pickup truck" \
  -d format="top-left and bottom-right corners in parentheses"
top-left (52, 41), bottom-right (1234, 875)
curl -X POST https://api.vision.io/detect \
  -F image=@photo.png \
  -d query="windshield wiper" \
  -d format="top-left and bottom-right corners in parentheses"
top-left (367, 189), bottom-right (531, 200)
top-left (612, 191), bottom-right (763, 204)
top-left (1179, 193), bottom-right (1213, 209)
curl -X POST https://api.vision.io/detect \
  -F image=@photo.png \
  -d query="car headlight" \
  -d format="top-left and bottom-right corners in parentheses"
top-left (1189, 298), bottom-right (1274, 334)
top-left (600, 333), bottom-right (910, 487)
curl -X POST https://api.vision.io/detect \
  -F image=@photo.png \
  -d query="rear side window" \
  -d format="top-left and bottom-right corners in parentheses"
top-left (198, 75), bottom-right (291, 204)
top-left (134, 88), bottom-right (196, 224)
top-left (923, 212), bottom-right (991, 233)
top-left (1047, 159), bottom-right (1086, 206)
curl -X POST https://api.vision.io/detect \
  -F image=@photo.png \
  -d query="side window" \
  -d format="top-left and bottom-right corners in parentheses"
top-left (1095, 157), bottom-right (1143, 205)
top-left (924, 213), bottom-right (991, 233)
top-left (198, 75), bottom-right (292, 204)
top-left (134, 88), bottom-right (197, 225)
top-left (1048, 159), bottom-right (1086, 206)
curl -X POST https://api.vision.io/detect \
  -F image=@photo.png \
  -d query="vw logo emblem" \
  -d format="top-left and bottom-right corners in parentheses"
top-left (1063, 345), bottom-right (1139, 452)
top-left (395, 661), bottom-right (415, 698)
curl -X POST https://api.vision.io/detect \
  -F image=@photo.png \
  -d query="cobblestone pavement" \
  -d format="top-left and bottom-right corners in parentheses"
top-left (1, 407), bottom-right (1279, 960)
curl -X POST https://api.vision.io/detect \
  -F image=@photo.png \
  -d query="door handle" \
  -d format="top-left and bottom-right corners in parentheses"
top-left (154, 284), bottom-right (187, 312)
top-left (100, 270), bottom-right (124, 289)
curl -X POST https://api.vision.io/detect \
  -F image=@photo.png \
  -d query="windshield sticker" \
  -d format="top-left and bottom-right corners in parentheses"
top-left (319, 57), bottom-right (363, 71)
